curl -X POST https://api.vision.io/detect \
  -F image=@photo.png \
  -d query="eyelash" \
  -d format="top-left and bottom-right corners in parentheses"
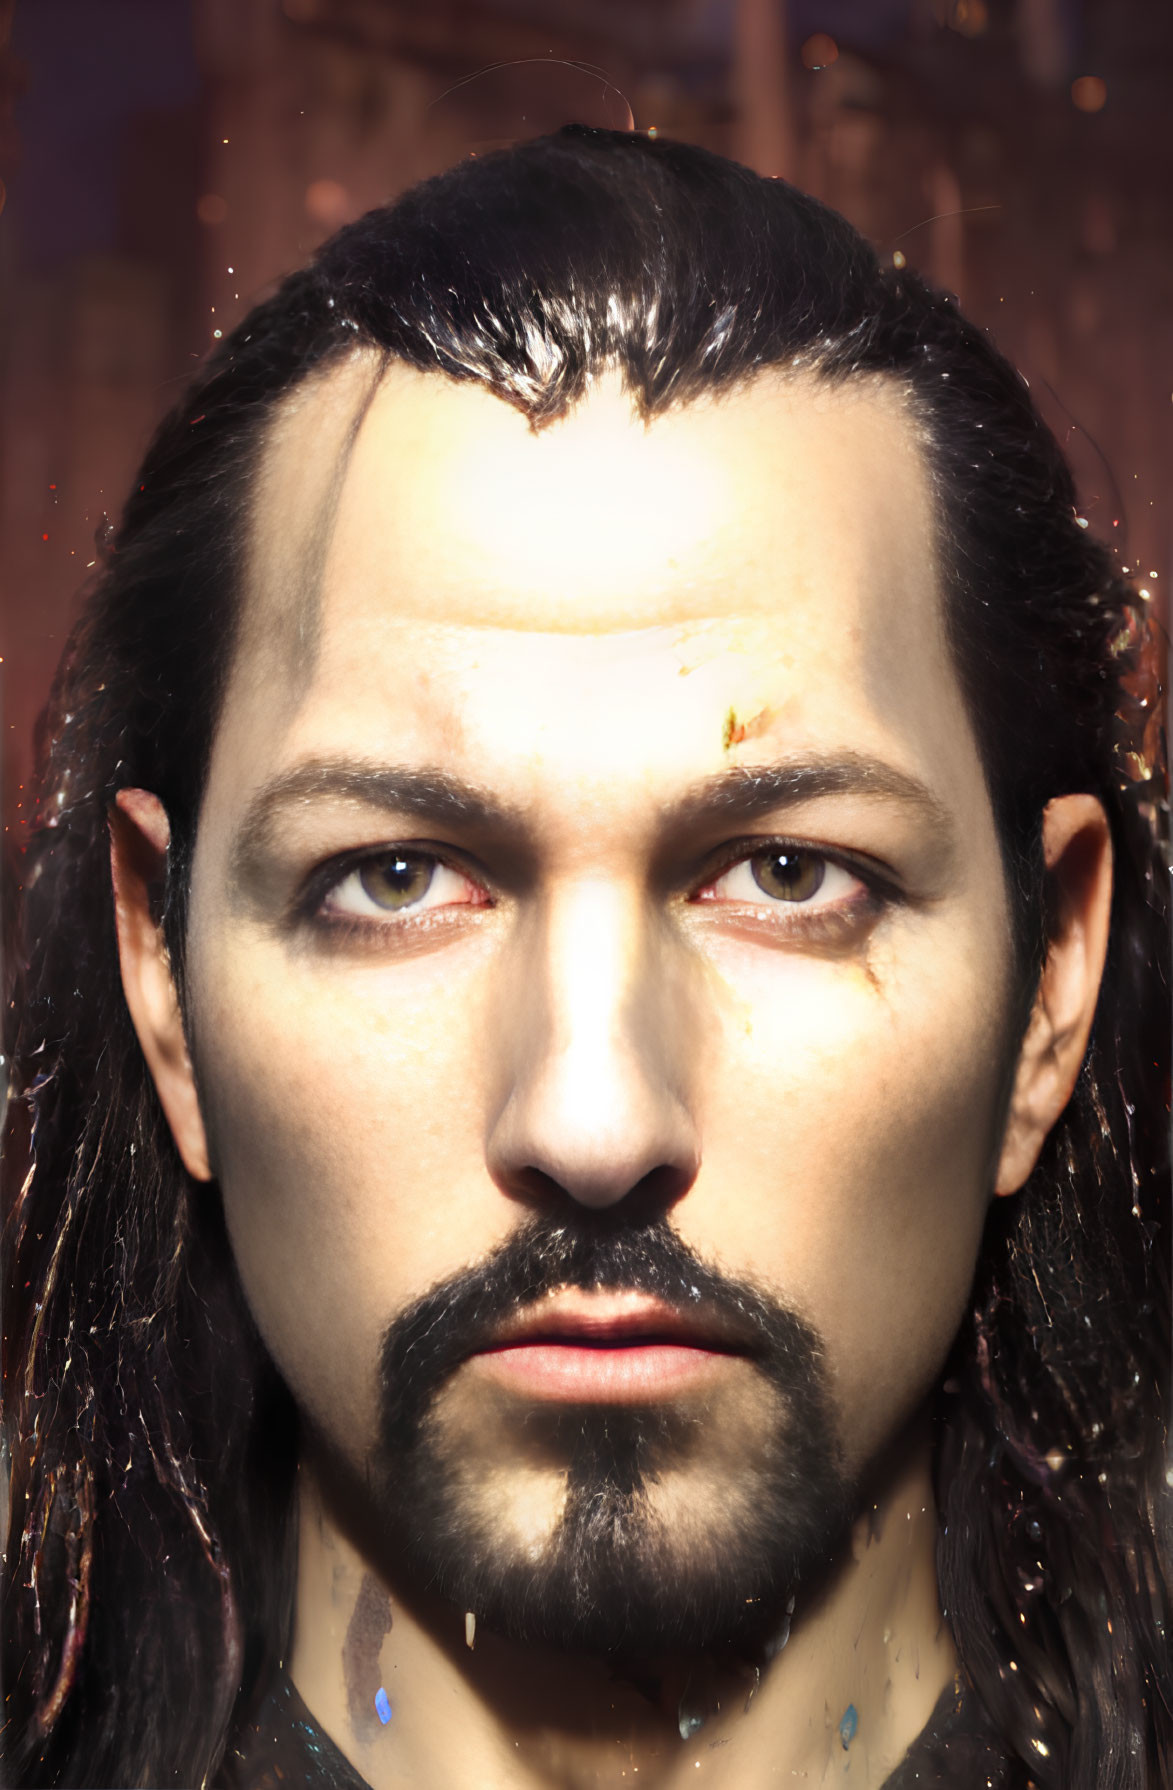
top-left (301, 839), bottom-right (896, 943)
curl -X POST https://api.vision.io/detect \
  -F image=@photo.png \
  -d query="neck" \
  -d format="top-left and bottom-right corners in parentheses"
top-left (286, 1431), bottom-right (957, 1790)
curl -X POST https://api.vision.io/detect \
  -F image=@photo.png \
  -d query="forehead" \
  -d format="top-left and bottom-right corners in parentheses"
top-left (215, 358), bottom-right (977, 830)
top-left (246, 357), bottom-right (934, 633)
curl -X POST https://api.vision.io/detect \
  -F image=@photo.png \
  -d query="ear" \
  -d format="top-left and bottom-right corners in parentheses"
top-left (110, 789), bottom-right (213, 1182)
top-left (994, 794), bottom-right (1113, 1196)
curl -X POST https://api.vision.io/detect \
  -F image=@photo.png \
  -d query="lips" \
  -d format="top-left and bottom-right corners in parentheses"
top-left (468, 1288), bottom-right (755, 1402)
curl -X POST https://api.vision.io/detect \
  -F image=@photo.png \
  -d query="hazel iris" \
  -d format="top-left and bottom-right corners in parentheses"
top-left (359, 852), bottom-right (436, 910)
top-left (750, 850), bottom-right (825, 902)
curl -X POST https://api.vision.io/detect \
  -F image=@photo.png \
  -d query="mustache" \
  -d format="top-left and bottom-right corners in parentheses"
top-left (378, 1211), bottom-right (828, 1454)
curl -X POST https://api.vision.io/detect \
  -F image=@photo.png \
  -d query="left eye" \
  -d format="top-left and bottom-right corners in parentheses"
top-left (702, 848), bottom-right (860, 907)
top-left (323, 851), bottom-right (482, 919)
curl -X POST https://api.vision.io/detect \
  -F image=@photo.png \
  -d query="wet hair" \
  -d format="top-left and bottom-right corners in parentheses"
top-left (3, 126), bottom-right (1169, 1788)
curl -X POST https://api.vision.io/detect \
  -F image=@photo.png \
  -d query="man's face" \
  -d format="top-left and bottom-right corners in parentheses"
top-left (183, 363), bottom-right (1017, 1650)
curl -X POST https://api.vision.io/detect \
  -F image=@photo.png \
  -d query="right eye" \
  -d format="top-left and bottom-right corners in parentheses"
top-left (321, 850), bottom-right (486, 921)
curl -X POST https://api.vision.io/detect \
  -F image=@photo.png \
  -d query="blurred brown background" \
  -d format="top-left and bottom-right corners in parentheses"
top-left (1, 0), bottom-right (1169, 835)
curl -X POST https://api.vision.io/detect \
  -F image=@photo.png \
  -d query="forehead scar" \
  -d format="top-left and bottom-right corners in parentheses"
top-left (722, 706), bottom-right (774, 751)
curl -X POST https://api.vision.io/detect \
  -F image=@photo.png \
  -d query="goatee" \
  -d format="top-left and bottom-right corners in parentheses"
top-left (365, 1212), bottom-right (853, 1659)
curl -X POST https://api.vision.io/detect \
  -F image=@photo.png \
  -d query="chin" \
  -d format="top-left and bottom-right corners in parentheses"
top-left (375, 1396), bottom-right (855, 1659)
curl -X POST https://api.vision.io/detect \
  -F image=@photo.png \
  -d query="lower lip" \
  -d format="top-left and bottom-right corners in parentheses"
top-left (471, 1341), bottom-right (738, 1402)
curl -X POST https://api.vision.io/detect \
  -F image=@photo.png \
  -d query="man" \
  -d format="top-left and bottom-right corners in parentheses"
top-left (3, 128), bottom-right (1169, 1790)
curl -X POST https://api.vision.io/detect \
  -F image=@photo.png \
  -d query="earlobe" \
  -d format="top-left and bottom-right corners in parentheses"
top-left (110, 789), bottom-right (213, 1182)
top-left (994, 794), bottom-right (1113, 1196)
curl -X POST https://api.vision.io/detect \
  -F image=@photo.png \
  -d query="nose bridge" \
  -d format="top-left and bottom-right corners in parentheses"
top-left (546, 876), bottom-right (638, 1070)
top-left (486, 874), bottom-right (699, 1211)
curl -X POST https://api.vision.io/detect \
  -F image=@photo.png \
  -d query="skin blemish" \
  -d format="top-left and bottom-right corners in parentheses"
top-left (721, 705), bottom-right (774, 750)
top-left (342, 1571), bottom-right (393, 1739)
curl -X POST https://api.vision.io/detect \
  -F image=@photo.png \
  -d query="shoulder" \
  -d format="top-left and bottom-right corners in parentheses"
top-left (216, 1670), bottom-right (372, 1790)
top-left (880, 1678), bottom-right (1031, 1790)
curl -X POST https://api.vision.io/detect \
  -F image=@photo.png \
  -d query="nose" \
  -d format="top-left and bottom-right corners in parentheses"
top-left (485, 879), bottom-right (701, 1212)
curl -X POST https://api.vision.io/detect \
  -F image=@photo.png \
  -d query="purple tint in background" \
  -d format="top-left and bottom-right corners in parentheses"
top-left (9, 0), bottom-right (198, 273)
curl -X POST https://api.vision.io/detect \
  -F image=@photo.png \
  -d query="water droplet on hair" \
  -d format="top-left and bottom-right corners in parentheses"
top-left (677, 1691), bottom-right (705, 1740)
top-left (763, 1593), bottom-right (795, 1659)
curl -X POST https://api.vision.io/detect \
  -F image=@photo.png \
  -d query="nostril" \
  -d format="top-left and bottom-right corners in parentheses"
top-left (626, 1160), bottom-right (694, 1215)
top-left (511, 1164), bottom-right (573, 1209)
top-left (506, 1158), bottom-right (695, 1219)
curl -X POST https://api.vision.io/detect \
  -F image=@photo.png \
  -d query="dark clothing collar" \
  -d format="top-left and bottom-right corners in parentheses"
top-left (218, 1666), bottom-right (1025, 1788)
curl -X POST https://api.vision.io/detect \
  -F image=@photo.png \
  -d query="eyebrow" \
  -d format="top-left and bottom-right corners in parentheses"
top-left (229, 763), bottom-right (526, 898)
top-left (670, 757), bottom-right (955, 839)
top-left (228, 752), bottom-right (955, 895)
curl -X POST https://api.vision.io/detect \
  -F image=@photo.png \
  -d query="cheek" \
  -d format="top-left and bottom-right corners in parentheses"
top-left (188, 937), bottom-right (498, 1450)
top-left (690, 935), bottom-right (1012, 1469)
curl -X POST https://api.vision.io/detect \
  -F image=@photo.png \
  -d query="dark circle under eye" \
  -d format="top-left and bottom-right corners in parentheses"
top-left (358, 852), bottom-right (435, 911)
top-left (750, 850), bottom-right (825, 903)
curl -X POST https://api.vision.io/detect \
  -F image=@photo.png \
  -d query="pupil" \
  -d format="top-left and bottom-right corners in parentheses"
top-left (751, 850), bottom-right (824, 902)
top-left (359, 853), bottom-right (434, 910)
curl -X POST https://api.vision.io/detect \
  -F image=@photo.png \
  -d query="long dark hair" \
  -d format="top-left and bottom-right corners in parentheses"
top-left (4, 127), bottom-right (1169, 1788)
